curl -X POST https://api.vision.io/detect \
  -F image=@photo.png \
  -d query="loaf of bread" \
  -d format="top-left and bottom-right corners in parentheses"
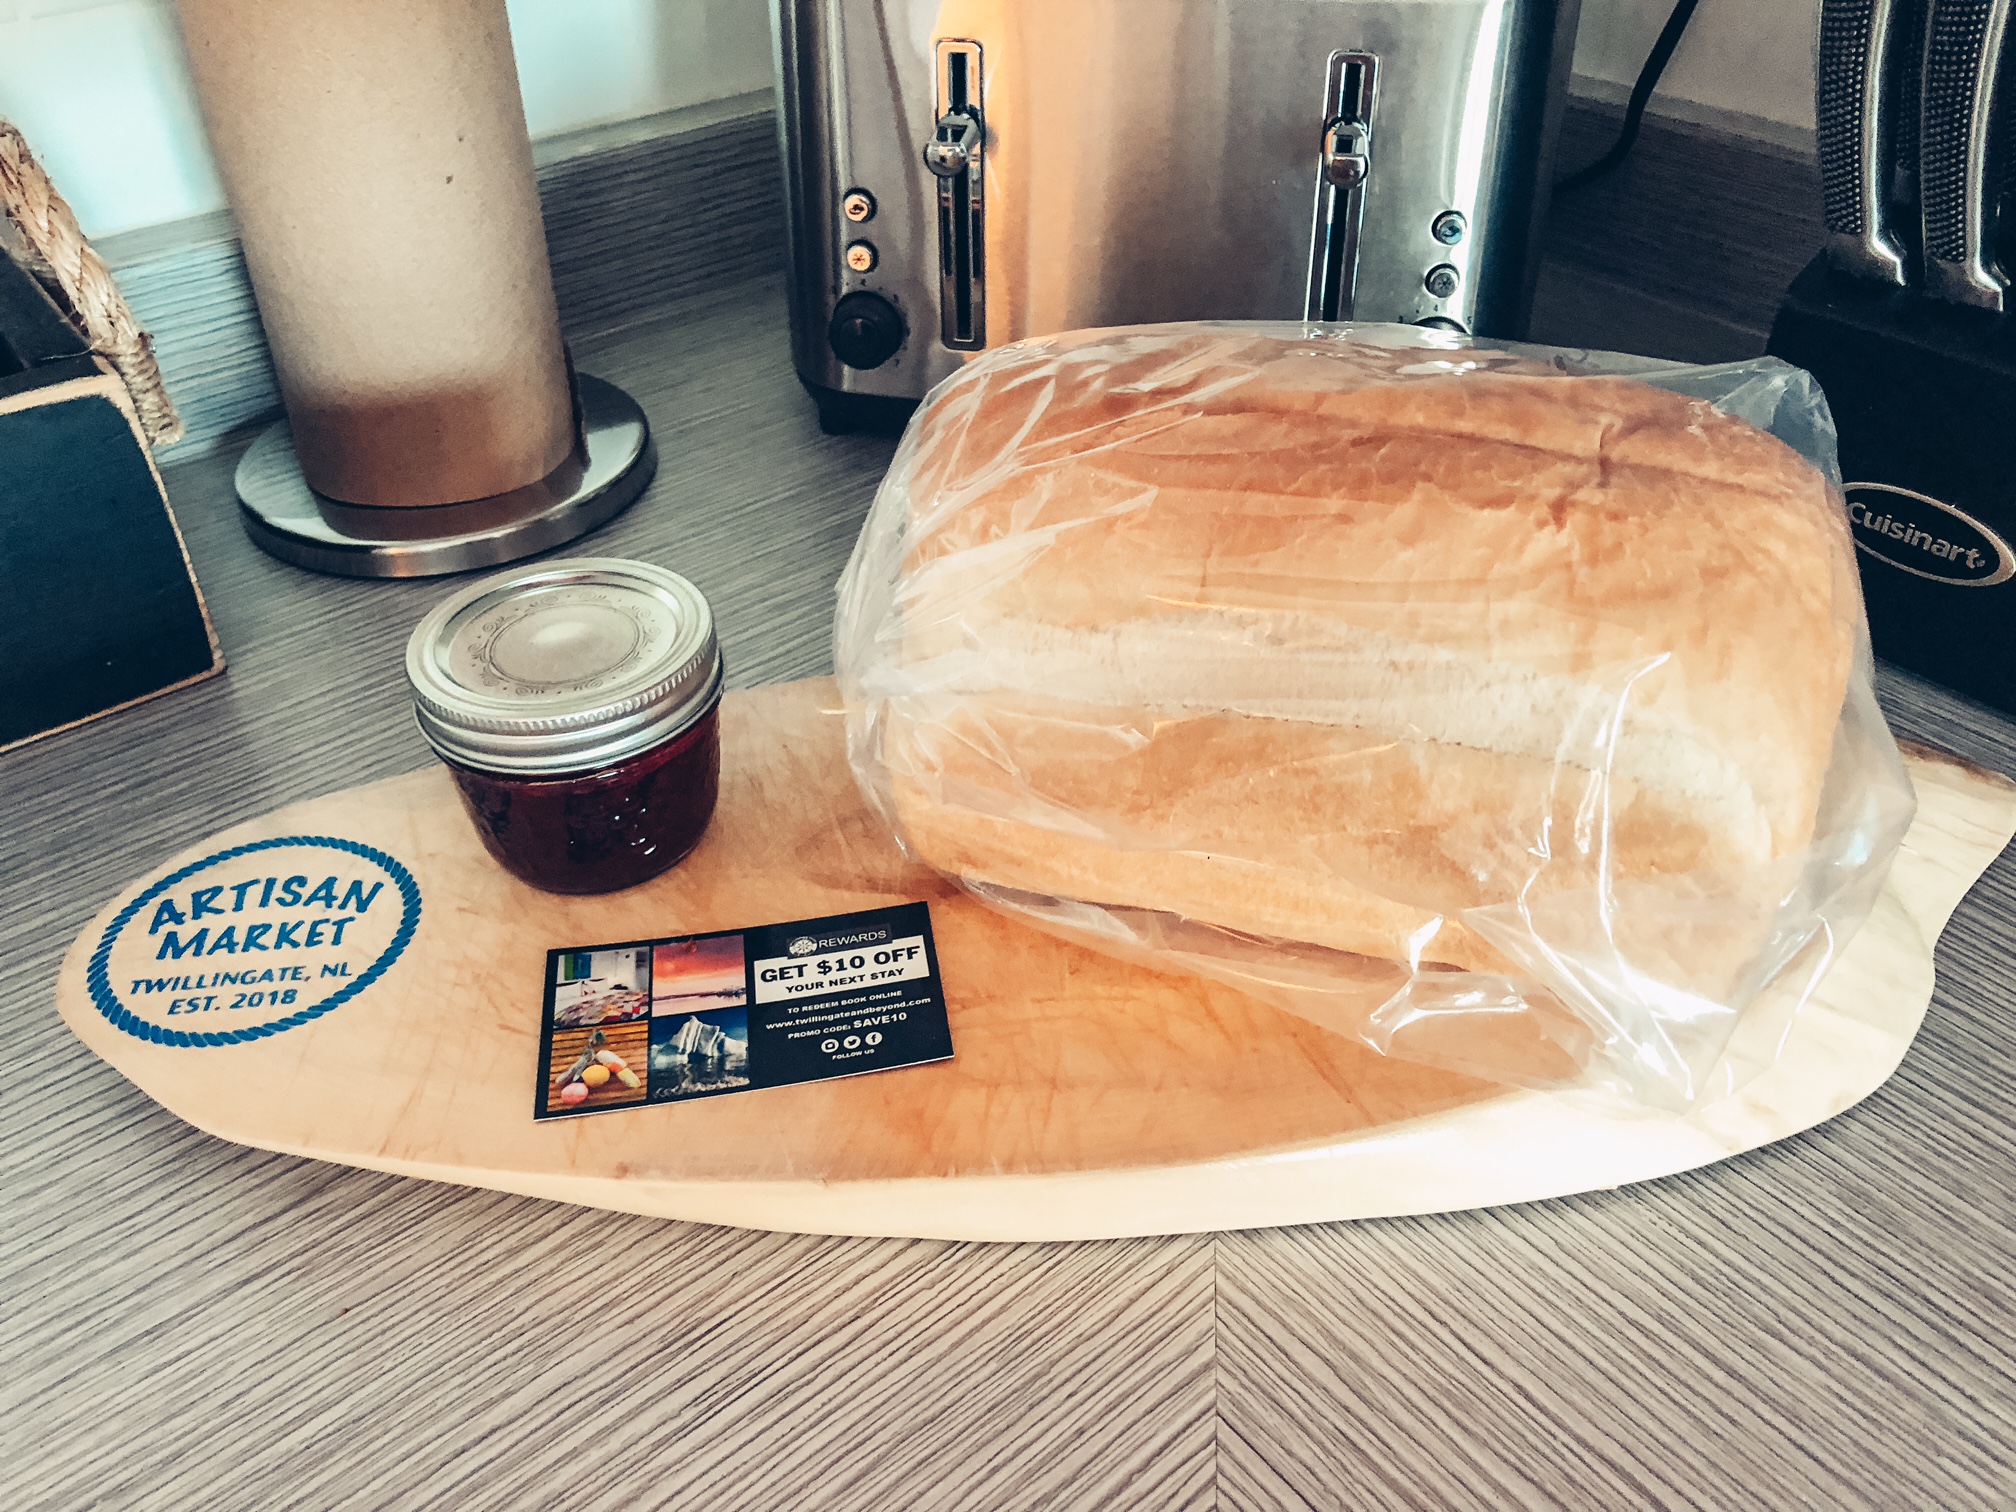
top-left (840, 326), bottom-right (1863, 974)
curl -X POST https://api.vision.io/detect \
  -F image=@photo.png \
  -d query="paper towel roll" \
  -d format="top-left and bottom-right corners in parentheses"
top-left (175, 0), bottom-right (576, 507)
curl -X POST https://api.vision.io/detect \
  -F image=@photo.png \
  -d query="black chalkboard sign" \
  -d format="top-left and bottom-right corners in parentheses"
top-left (0, 252), bottom-right (221, 751)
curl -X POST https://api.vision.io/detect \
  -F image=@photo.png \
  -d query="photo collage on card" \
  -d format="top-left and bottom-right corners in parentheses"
top-left (541, 932), bottom-right (753, 1116)
top-left (536, 902), bottom-right (951, 1120)
top-left (544, 946), bottom-right (652, 1115)
top-left (647, 933), bottom-right (751, 1100)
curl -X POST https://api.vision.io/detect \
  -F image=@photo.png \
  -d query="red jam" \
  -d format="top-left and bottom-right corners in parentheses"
top-left (406, 559), bottom-right (725, 897)
top-left (444, 698), bottom-right (721, 894)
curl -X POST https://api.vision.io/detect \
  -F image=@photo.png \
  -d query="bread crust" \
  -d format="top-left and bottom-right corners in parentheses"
top-left (862, 327), bottom-right (1860, 970)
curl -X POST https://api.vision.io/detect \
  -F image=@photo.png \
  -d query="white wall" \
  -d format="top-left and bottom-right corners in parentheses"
top-left (0, 0), bottom-right (773, 238)
top-left (1573, 0), bottom-right (1819, 134)
top-left (1, 0), bottom-right (1817, 240)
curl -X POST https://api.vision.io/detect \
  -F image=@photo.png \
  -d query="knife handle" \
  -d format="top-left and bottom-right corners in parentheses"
top-left (1820, 0), bottom-right (1913, 284)
top-left (1921, 0), bottom-right (2013, 310)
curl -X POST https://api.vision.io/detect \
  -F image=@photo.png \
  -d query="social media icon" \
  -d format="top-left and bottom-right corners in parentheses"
top-left (821, 1038), bottom-right (839, 1053)
top-left (865, 1031), bottom-right (883, 1046)
top-left (843, 1035), bottom-right (861, 1049)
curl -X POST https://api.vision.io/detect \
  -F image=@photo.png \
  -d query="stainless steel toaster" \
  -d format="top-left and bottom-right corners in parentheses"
top-left (770, 0), bottom-right (1582, 431)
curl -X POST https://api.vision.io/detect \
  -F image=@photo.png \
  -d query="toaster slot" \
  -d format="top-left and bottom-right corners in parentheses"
top-left (1307, 52), bottom-right (1378, 322)
top-left (926, 40), bottom-right (986, 350)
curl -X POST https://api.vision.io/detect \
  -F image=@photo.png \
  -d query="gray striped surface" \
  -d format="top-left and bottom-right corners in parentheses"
top-left (1541, 96), bottom-right (1825, 358)
top-left (5, 273), bottom-right (2014, 1505)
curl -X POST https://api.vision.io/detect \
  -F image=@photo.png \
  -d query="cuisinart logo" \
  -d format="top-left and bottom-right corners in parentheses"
top-left (1845, 482), bottom-right (2014, 587)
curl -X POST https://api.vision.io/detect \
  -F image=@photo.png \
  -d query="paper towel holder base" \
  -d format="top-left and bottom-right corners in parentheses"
top-left (235, 372), bottom-right (654, 578)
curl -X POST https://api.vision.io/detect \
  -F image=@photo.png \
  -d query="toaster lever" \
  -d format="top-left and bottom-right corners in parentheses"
top-left (1322, 121), bottom-right (1370, 189)
top-left (930, 39), bottom-right (987, 350)
top-left (926, 110), bottom-right (981, 179)
top-left (1307, 51), bottom-right (1378, 322)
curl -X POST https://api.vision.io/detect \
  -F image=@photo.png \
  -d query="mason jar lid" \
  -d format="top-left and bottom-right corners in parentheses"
top-left (405, 557), bottom-right (722, 777)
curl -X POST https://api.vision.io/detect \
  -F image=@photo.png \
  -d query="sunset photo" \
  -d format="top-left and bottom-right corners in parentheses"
top-left (652, 933), bottom-right (747, 1016)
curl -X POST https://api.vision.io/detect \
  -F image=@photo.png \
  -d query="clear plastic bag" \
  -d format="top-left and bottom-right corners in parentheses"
top-left (835, 322), bottom-right (1918, 1113)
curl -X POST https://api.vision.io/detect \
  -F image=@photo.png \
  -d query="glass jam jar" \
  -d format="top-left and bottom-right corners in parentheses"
top-left (404, 558), bottom-right (724, 894)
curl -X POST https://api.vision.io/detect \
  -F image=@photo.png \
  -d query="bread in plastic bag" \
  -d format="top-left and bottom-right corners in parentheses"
top-left (834, 322), bottom-right (1918, 1112)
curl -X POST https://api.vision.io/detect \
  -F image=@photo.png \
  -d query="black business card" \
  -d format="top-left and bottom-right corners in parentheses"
top-left (535, 902), bottom-right (952, 1119)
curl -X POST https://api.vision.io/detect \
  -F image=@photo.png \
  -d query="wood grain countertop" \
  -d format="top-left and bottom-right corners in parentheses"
top-left (3, 278), bottom-right (2012, 1511)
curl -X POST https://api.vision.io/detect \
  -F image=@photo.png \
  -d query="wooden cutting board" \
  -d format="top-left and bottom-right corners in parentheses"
top-left (55, 679), bottom-right (2016, 1241)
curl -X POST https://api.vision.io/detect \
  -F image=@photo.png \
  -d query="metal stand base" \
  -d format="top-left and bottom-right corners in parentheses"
top-left (235, 372), bottom-right (656, 578)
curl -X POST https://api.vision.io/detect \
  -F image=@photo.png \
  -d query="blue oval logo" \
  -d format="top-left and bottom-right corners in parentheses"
top-left (1845, 482), bottom-right (2014, 587)
top-left (87, 835), bottom-right (421, 1047)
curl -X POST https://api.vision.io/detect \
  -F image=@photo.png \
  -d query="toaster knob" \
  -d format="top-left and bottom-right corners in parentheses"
top-left (925, 110), bottom-right (982, 178)
top-left (828, 292), bottom-right (906, 370)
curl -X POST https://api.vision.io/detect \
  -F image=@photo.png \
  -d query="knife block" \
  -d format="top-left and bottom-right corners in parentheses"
top-left (1769, 255), bottom-right (2016, 715)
